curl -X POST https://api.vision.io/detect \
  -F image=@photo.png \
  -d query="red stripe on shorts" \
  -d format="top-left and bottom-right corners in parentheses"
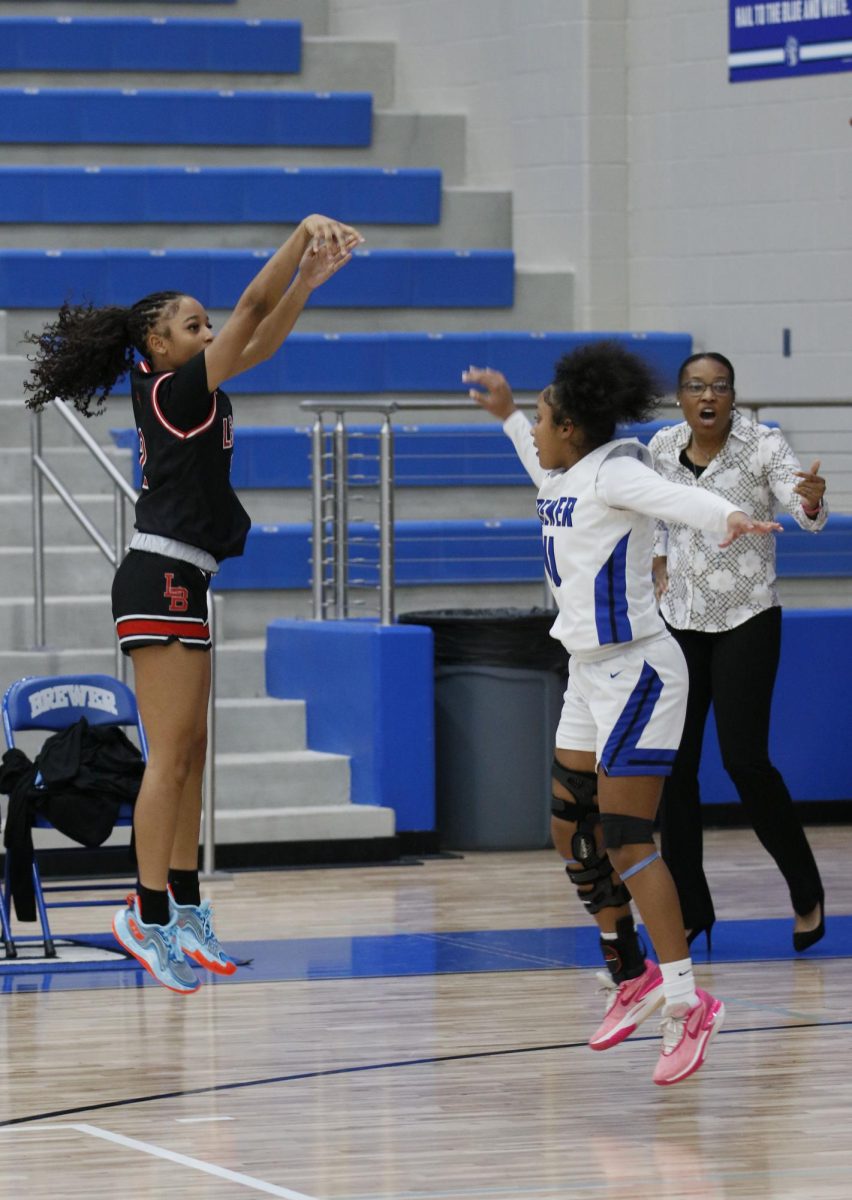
top-left (117, 617), bottom-right (210, 641)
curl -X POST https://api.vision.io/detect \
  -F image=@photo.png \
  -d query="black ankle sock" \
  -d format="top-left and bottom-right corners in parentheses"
top-left (137, 884), bottom-right (170, 927)
top-left (600, 915), bottom-right (646, 984)
top-left (168, 869), bottom-right (201, 908)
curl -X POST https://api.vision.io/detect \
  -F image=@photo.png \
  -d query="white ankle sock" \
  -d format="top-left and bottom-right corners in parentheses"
top-left (660, 958), bottom-right (699, 1013)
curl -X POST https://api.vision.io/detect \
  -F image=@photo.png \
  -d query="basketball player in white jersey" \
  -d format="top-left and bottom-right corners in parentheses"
top-left (464, 343), bottom-right (781, 1085)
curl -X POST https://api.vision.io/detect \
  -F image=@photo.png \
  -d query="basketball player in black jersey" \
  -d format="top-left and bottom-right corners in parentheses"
top-left (24, 214), bottom-right (362, 992)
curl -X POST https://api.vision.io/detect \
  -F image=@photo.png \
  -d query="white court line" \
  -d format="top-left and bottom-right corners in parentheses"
top-left (175, 1115), bottom-right (236, 1124)
top-left (4, 1123), bottom-right (317, 1199)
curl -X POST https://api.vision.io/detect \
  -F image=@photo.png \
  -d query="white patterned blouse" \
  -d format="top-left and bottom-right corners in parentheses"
top-left (649, 410), bottom-right (828, 633)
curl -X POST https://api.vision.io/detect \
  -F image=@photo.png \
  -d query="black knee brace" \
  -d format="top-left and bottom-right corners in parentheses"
top-left (551, 760), bottom-right (631, 915)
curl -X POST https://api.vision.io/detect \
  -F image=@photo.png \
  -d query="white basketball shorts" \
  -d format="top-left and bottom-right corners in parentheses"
top-left (554, 632), bottom-right (688, 777)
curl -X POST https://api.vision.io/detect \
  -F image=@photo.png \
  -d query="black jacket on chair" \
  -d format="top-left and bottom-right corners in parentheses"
top-left (0, 718), bottom-right (144, 921)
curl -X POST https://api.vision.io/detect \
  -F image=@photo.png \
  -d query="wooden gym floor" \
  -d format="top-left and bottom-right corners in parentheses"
top-left (1, 826), bottom-right (851, 1199)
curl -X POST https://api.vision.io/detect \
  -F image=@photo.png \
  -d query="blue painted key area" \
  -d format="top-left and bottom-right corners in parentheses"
top-left (0, 167), bottom-right (442, 224)
top-left (0, 249), bottom-right (513, 309)
top-left (0, 18), bottom-right (302, 73)
top-left (2, 917), bottom-right (850, 991)
top-left (0, 88), bottom-right (372, 146)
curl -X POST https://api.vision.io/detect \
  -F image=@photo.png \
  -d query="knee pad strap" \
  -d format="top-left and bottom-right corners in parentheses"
top-left (620, 851), bottom-right (660, 882)
top-left (551, 762), bottom-right (597, 824)
top-left (600, 813), bottom-right (656, 851)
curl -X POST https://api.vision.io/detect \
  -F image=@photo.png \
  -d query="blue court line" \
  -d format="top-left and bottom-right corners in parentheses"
top-left (1, 916), bottom-right (850, 992)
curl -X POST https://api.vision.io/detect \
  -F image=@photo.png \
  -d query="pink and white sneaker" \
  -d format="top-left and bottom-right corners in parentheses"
top-left (652, 987), bottom-right (725, 1086)
top-left (588, 959), bottom-right (665, 1051)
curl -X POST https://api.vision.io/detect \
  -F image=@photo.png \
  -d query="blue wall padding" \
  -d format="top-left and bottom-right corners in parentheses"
top-left (0, 249), bottom-right (512, 310)
top-left (697, 610), bottom-right (852, 803)
top-left (0, 88), bottom-right (372, 146)
top-left (106, 331), bottom-right (692, 395)
top-left (0, 166), bottom-right (441, 225)
top-left (208, 514), bottom-right (852, 591)
top-left (110, 420), bottom-right (681, 491)
top-left (0, 18), bottom-right (301, 72)
top-left (265, 620), bottom-right (436, 830)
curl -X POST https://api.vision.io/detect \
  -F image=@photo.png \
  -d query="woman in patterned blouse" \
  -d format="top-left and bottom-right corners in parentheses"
top-left (650, 352), bottom-right (827, 953)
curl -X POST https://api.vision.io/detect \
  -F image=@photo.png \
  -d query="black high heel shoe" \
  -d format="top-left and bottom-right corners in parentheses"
top-left (686, 922), bottom-right (714, 956)
top-left (793, 899), bottom-right (825, 953)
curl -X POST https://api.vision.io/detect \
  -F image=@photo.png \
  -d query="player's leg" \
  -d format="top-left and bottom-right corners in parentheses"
top-left (112, 639), bottom-right (208, 992)
top-left (553, 673), bottom-right (663, 1049)
top-left (594, 637), bottom-right (724, 1083)
top-left (165, 652), bottom-right (237, 976)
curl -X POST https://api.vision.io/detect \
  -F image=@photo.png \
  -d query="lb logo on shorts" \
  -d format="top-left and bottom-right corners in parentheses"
top-left (163, 572), bottom-right (189, 613)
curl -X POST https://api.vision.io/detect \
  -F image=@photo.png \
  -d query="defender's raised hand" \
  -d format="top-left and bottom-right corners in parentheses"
top-left (462, 365), bottom-right (517, 420)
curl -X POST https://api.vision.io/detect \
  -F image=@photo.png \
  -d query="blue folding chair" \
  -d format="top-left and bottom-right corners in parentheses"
top-left (1, 674), bottom-right (147, 959)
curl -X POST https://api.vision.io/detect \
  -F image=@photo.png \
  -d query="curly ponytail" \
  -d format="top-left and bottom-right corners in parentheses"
top-left (23, 290), bottom-right (183, 417)
top-left (549, 341), bottom-right (661, 449)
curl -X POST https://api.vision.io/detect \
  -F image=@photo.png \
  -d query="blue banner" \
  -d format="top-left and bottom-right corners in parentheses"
top-left (729, 1), bottom-right (852, 81)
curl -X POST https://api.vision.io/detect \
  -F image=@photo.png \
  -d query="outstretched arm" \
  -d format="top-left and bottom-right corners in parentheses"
top-left (203, 215), bottom-right (363, 391)
top-left (463, 365), bottom-right (546, 487)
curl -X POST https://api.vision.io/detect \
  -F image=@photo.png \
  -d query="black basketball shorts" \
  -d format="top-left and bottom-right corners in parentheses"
top-left (112, 550), bottom-right (212, 655)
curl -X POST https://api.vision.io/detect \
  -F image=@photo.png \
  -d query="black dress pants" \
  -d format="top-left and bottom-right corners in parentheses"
top-left (660, 607), bottom-right (823, 929)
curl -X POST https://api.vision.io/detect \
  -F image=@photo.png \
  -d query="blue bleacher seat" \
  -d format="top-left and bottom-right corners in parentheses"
top-left (0, 18), bottom-right (301, 73)
top-left (0, 87), bottom-right (372, 146)
top-left (0, 249), bottom-right (514, 310)
top-left (207, 515), bottom-right (852, 592)
top-left (0, 166), bottom-right (441, 225)
top-left (111, 331), bottom-right (692, 395)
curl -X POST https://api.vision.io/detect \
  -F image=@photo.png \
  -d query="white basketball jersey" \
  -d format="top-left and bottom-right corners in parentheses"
top-left (503, 411), bottom-right (737, 661)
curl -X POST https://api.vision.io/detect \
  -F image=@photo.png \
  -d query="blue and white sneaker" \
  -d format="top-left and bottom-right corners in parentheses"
top-left (169, 893), bottom-right (237, 976)
top-left (112, 897), bottom-right (201, 994)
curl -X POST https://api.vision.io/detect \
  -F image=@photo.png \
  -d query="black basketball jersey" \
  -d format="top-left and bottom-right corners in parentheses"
top-left (130, 350), bottom-right (250, 562)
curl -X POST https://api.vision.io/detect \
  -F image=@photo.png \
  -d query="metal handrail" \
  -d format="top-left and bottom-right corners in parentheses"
top-left (302, 395), bottom-right (851, 623)
top-left (31, 397), bottom-right (220, 875)
top-left (302, 400), bottom-right (397, 624)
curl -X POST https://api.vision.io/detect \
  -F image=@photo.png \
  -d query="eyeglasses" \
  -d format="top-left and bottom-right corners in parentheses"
top-left (679, 380), bottom-right (732, 398)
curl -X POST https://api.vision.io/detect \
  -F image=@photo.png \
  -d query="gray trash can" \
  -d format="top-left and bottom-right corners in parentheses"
top-left (398, 608), bottom-right (568, 850)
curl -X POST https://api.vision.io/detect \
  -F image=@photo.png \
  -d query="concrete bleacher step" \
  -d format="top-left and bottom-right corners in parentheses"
top-left (215, 748), bottom-right (350, 809)
top-left (0, 110), bottom-right (468, 183)
top-left (213, 801), bottom-right (394, 845)
top-left (32, 797), bottom-right (395, 852)
top-left (2, 37), bottom-right (397, 108)
top-left (5, 271), bottom-right (573, 345)
top-left (2, 445), bottom-right (131, 494)
top-left (214, 696), bottom-right (306, 755)
top-left (0, 638), bottom-right (269, 702)
top-left (0, 188), bottom-right (513, 255)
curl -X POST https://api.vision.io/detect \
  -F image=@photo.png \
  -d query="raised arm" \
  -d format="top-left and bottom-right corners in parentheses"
top-left (598, 454), bottom-right (782, 546)
top-left (204, 214), bottom-right (363, 391)
top-left (463, 365), bottom-right (547, 487)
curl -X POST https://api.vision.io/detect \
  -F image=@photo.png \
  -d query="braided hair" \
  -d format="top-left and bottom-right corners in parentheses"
top-left (547, 340), bottom-right (661, 449)
top-left (23, 291), bottom-right (184, 417)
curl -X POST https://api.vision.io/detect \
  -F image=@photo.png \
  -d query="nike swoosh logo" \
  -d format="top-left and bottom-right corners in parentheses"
top-left (677, 970), bottom-right (691, 977)
top-left (610, 671), bottom-right (623, 678)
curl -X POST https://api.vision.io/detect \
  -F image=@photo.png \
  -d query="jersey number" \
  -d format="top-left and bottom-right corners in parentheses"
top-left (163, 573), bottom-right (189, 613)
top-left (543, 534), bottom-right (562, 587)
top-left (223, 415), bottom-right (234, 449)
